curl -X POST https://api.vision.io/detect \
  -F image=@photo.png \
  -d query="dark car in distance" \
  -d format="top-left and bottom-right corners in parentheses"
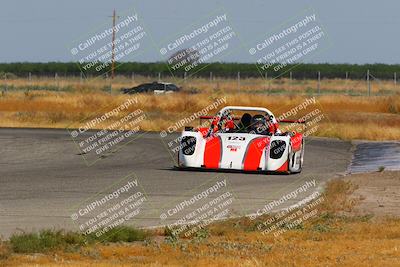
top-left (121, 82), bottom-right (180, 94)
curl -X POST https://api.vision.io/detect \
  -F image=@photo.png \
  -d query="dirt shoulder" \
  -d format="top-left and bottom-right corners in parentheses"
top-left (345, 171), bottom-right (400, 217)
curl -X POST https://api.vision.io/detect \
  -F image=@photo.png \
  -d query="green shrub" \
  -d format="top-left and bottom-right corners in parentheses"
top-left (9, 230), bottom-right (85, 253)
top-left (96, 226), bottom-right (149, 243)
top-left (9, 226), bottom-right (149, 253)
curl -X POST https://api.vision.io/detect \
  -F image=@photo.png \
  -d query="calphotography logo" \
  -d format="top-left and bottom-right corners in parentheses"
top-left (67, 97), bottom-right (149, 166)
top-left (2, 1), bottom-right (400, 266)
top-left (69, 173), bottom-right (150, 240)
top-left (250, 179), bottom-right (318, 220)
top-left (159, 96), bottom-right (227, 164)
top-left (69, 7), bottom-right (149, 77)
top-left (257, 191), bottom-right (325, 238)
top-left (158, 9), bottom-right (242, 80)
top-left (157, 177), bottom-right (243, 240)
top-left (248, 8), bottom-right (331, 79)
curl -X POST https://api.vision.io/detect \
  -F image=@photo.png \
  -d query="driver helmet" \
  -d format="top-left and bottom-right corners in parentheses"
top-left (251, 114), bottom-right (267, 133)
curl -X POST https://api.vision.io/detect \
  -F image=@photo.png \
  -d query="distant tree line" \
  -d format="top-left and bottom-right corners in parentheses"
top-left (0, 62), bottom-right (399, 80)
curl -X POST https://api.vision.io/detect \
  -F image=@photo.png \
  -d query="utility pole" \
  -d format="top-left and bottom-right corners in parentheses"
top-left (317, 71), bottom-right (321, 95)
top-left (55, 73), bottom-right (59, 90)
top-left (4, 73), bottom-right (7, 93)
top-left (28, 72), bottom-right (32, 91)
top-left (367, 69), bottom-right (371, 96)
top-left (237, 71), bottom-right (240, 91)
top-left (110, 9), bottom-right (118, 80)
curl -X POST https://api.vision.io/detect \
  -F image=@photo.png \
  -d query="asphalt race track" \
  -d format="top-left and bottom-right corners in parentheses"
top-left (0, 128), bottom-right (352, 239)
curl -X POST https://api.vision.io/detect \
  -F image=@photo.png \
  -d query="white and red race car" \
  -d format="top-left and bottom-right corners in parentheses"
top-left (178, 106), bottom-right (305, 174)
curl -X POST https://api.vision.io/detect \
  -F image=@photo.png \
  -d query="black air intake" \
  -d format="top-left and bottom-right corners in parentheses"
top-left (270, 140), bottom-right (286, 159)
top-left (181, 136), bottom-right (196, 155)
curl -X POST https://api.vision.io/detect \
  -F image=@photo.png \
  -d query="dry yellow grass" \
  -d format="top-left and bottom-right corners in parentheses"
top-left (2, 173), bottom-right (400, 267)
top-left (3, 222), bottom-right (400, 266)
top-left (0, 88), bottom-right (399, 140)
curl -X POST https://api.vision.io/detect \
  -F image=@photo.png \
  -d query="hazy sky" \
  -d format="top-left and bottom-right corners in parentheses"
top-left (1, 0), bottom-right (399, 64)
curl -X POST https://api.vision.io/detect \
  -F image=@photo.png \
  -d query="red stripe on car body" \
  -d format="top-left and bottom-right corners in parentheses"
top-left (203, 135), bottom-right (222, 168)
top-left (243, 137), bottom-right (270, 171)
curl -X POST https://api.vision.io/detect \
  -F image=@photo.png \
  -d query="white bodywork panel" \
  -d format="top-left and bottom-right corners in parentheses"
top-left (179, 131), bottom-right (293, 172)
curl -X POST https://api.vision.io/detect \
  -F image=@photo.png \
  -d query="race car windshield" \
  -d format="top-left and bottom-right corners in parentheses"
top-left (214, 109), bottom-right (271, 134)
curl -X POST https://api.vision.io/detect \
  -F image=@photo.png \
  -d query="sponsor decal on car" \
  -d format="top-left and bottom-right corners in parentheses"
top-left (227, 145), bottom-right (240, 152)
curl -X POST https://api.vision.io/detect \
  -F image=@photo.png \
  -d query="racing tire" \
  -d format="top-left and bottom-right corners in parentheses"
top-left (288, 139), bottom-right (304, 174)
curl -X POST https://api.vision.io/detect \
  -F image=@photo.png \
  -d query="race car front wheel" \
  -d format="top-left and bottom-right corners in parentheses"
top-left (289, 139), bottom-right (304, 174)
